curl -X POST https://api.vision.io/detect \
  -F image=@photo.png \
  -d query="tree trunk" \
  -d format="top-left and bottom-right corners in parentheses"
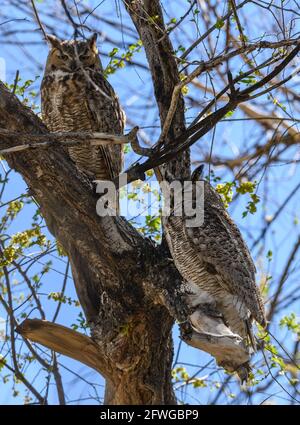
top-left (0, 0), bottom-right (189, 404)
top-left (102, 310), bottom-right (176, 405)
top-left (0, 77), bottom-right (187, 403)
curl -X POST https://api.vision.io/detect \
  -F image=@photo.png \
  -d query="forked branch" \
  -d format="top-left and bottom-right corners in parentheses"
top-left (122, 40), bottom-right (300, 186)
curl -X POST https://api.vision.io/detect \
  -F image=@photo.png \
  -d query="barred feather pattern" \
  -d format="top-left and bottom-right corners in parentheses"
top-left (41, 68), bottom-right (125, 182)
top-left (163, 179), bottom-right (266, 344)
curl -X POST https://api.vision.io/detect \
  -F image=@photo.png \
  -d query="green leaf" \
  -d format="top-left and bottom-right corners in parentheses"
top-left (0, 355), bottom-right (6, 372)
top-left (216, 19), bottom-right (225, 29)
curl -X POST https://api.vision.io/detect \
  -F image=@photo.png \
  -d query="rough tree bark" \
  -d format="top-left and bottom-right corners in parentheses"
top-left (0, 0), bottom-right (191, 405)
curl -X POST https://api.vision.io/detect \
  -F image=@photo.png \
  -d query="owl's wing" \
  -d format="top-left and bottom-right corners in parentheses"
top-left (100, 138), bottom-right (124, 180)
top-left (100, 105), bottom-right (125, 179)
top-left (87, 71), bottom-right (125, 180)
top-left (184, 182), bottom-right (265, 326)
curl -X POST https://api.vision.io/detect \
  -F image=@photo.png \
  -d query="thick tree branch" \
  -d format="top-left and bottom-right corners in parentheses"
top-left (16, 319), bottom-right (109, 377)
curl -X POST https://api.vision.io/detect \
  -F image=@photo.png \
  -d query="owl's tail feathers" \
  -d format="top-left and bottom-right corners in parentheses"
top-left (235, 362), bottom-right (252, 384)
top-left (245, 318), bottom-right (257, 352)
top-left (251, 290), bottom-right (267, 329)
top-left (181, 308), bottom-right (251, 382)
top-left (257, 308), bottom-right (267, 329)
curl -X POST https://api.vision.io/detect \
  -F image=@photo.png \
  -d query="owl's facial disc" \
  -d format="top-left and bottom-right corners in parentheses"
top-left (47, 34), bottom-right (101, 73)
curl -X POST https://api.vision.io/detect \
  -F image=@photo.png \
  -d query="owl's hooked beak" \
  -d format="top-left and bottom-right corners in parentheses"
top-left (70, 60), bottom-right (78, 71)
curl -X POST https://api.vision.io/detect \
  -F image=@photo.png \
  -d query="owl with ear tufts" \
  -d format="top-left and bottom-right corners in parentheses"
top-left (41, 33), bottom-right (125, 209)
top-left (161, 164), bottom-right (266, 380)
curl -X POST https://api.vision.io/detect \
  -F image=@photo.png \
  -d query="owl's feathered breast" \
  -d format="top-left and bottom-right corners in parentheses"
top-left (163, 180), bottom-right (266, 329)
top-left (41, 69), bottom-right (125, 179)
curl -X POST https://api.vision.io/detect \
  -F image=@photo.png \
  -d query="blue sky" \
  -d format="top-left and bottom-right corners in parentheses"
top-left (0, 0), bottom-right (300, 405)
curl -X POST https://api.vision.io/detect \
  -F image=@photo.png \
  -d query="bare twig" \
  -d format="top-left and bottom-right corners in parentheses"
top-left (157, 0), bottom-right (197, 43)
top-left (180, 0), bottom-right (250, 60)
top-left (128, 126), bottom-right (152, 156)
top-left (159, 37), bottom-right (299, 147)
top-left (0, 130), bottom-right (129, 155)
top-left (52, 261), bottom-right (70, 323)
top-left (268, 236), bottom-right (300, 320)
top-left (30, 0), bottom-right (47, 40)
top-left (229, 0), bottom-right (246, 48)
top-left (12, 70), bottom-right (19, 95)
top-left (122, 40), bottom-right (300, 186)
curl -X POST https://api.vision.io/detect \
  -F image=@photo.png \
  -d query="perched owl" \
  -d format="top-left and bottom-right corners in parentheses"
top-left (162, 165), bottom-right (266, 373)
top-left (41, 33), bottom-right (125, 208)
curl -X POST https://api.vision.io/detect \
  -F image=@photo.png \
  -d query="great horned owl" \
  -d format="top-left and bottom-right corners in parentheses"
top-left (162, 165), bottom-right (266, 371)
top-left (41, 33), bottom-right (125, 205)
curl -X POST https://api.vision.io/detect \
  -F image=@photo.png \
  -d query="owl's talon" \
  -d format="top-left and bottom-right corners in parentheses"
top-left (179, 321), bottom-right (193, 341)
top-left (160, 257), bottom-right (174, 268)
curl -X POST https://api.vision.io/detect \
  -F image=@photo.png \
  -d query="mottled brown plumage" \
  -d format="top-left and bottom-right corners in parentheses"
top-left (41, 34), bottom-right (125, 195)
top-left (162, 165), bottom-right (266, 354)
